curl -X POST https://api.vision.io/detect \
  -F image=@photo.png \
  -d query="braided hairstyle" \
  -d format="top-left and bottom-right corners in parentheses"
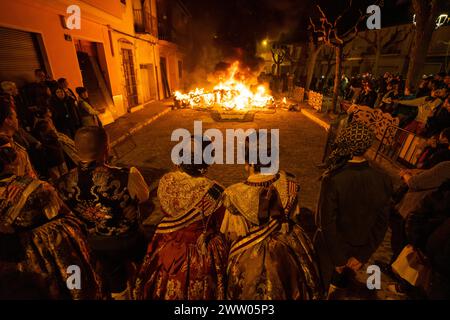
top-left (178, 135), bottom-right (213, 177)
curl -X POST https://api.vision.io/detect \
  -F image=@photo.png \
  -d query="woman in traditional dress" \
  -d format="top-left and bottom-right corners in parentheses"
top-left (0, 139), bottom-right (103, 299)
top-left (134, 136), bottom-right (228, 300)
top-left (220, 132), bottom-right (322, 300)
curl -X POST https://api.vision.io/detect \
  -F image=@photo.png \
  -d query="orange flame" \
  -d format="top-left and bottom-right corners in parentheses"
top-left (174, 61), bottom-right (274, 111)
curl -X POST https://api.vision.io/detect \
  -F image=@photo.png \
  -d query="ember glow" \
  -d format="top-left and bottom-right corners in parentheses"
top-left (174, 62), bottom-right (274, 111)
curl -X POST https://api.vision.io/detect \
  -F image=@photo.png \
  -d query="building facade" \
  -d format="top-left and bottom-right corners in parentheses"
top-left (0, 0), bottom-right (189, 125)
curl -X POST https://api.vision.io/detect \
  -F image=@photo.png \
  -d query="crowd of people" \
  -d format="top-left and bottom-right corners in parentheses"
top-left (0, 69), bottom-right (102, 182)
top-left (0, 68), bottom-right (448, 300)
top-left (339, 71), bottom-right (450, 299)
top-left (341, 71), bottom-right (450, 139)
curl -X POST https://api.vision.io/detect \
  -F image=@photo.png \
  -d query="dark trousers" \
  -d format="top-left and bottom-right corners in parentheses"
top-left (389, 209), bottom-right (406, 263)
top-left (89, 230), bottom-right (147, 293)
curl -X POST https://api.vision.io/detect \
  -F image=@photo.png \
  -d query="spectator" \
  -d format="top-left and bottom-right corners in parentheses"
top-left (220, 132), bottom-right (322, 299)
top-left (0, 138), bottom-right (103, 299)
top-left (356, 81), bottom-right (377, 108)
top-left (416, 135), bottom-right (442, 169)
top-left (402, 86), bottom-right (416, 100)
top-left (315, 122), bottom-right (392, 294)
top-left (56, 126), bottom-right (150, 299)
top-left (50, 88), bottom-right (81, 138)
top-left (75, 87), bottom-right (102, 127)
top-left (135, 135), bottom-right (229, 300)
top-left (420, 127), bottom-right (450, 169)
top-left (424, 96), bottom-right (450, 137)
top-left (32, 109), bottom-right (67, 181)
top-left (22, 69), bottom-right (51, 109)
top-left (1, 81), bottom-right (32, 130)
top-left (57, 77), bottom-right (77, 102)
top-left (379, 80), bottom-right (401, 113)
top-left (415, 76), bottom-right (432, 98)
top-left (406, 178), bottom-right (450, 299)
top-left (0, 99), bottom-right (36, 178)
top-left (395, 86), bottom-right (445, 134)
top-left (0, 80), bottom-right (42, 157)
top-left (390, 161), bottom-right (450, 262)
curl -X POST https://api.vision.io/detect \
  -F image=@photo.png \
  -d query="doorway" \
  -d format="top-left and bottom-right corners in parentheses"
top-left (75, 40), bottom-right (111, 113)
top-left (121, 48), bottom-right (139, 110)
top-left (160, 57), bottom-right (171, 98)
top-left (140, 63), bottom-right (157, 102)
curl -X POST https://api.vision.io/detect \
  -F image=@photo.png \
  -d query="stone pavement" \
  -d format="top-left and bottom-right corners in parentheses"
top-left (105, 100), bottom-right (172, 147)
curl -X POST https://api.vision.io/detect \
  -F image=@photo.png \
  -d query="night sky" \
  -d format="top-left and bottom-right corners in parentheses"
top-left (183, 0), bottom-right (414, 70)
top-left (183, 0), bottom-right (414, 44)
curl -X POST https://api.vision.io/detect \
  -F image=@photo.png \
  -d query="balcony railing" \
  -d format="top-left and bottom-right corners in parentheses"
top-left (133, 9), bottom-right (157, 37)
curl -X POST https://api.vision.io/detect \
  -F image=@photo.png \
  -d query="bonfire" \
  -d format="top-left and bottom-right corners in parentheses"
top-left (174, 62), bottom-right (275, 111)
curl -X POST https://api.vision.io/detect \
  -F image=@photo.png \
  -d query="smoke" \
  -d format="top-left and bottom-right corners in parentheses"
top-left (183, 0), bottom-right (310, 89)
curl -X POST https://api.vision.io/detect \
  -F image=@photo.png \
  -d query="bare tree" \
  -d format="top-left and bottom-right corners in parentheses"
top-left (271, 44), bottom-right (288, 93)
top-left (310, 1), bottom-right (372, 113)
top-left (322, 46), bottom-right (335, 83)
top-left (406, 0), bottom-right (447, 89)
top-left (271, 44), bottom-right (288, 77)
top-left (304, 29), bottom-right (323, 97)
top-left (359, 25), bottom-right (412, 76)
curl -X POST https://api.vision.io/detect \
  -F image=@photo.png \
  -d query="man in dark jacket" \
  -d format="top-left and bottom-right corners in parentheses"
top-left (315, 122), bottom-right (393, 295)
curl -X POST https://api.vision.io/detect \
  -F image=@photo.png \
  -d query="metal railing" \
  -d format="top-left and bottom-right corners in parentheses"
top-left (374, 124), bottom-right (426, 168)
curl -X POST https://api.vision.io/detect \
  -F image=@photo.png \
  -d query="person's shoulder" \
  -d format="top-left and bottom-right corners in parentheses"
top-left (224, 181), bottom-right (248, 196)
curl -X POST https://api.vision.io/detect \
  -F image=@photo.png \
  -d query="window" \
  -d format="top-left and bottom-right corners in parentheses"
top-left (178, 60), bottom-right (183, 79)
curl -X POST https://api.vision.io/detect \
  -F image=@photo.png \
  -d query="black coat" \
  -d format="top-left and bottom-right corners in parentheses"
top-left (406, 179), bottom-right (450, 279)
top-left (50, 97), bottom-right (81, 138)
top-left (314, 161), bottom-right (393, 288)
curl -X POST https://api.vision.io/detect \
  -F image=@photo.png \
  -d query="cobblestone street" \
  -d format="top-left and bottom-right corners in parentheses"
top-left (114, 108), bottom-right (403, 300)
top-left (117, 108), bottom-right (327, 208)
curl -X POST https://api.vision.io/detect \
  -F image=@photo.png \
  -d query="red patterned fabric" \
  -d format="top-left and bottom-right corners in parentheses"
top-left (134, 207), bottom-right (228, 300)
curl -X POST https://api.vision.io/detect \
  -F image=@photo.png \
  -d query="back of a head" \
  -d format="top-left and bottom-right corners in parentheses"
top-left (75, 126), bottom-right (109, 162)
top-left (245, 131), bottom-right (278, 174)
top-left (75, 87), bottom-right (87, 96)
top-left (178, 135), bottom-right (212, 177)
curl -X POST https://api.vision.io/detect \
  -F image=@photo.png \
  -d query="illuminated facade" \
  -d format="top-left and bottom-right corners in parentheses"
top-left (0, 0), bottom-right (189, 125)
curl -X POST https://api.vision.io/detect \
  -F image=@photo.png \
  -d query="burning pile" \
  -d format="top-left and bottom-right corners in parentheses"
top-left (174, 62), bottom-right (274, 111)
